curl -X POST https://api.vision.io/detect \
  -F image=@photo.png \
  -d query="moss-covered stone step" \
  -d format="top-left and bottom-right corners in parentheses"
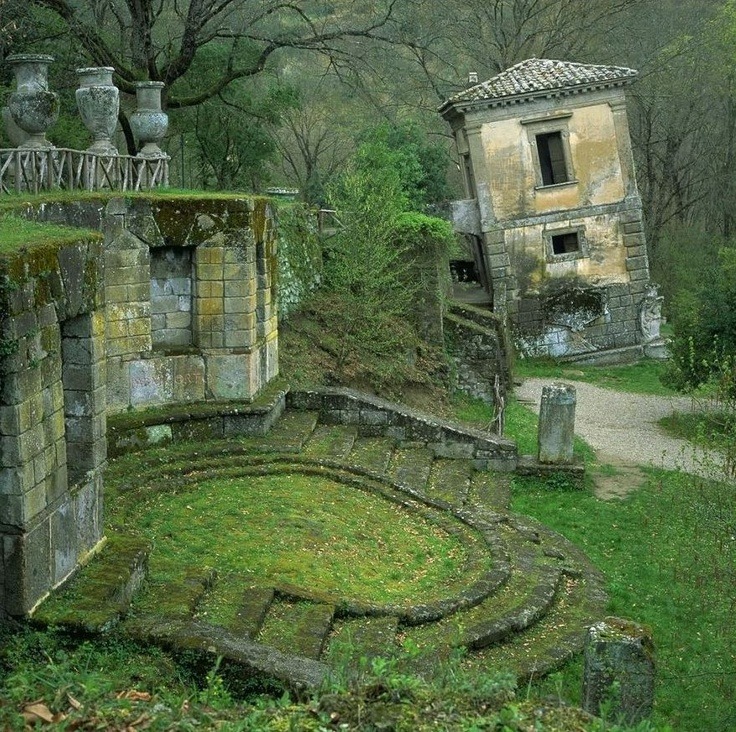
top-left (231, 586), bottom-right (275, 639)
top-left (258, 599), bottom-right (335, 659)
top-left (388, 446), bottom-right (435, 492)
top-left (129, 568), bottom-right (217, 624)
top-left (461, 573), bottom-right (605, 682)
top-left (400, 528), bottom-right (561, 654)
top-left (236, 410), bottom-right (319, 453)
top-left (33, 535), bottom-right (151, 633)
top-left (324, 616), bottom-right (400, 667)
top-left (504, 514), bottom-right (609, 585)
top-left (424, 458), bottom-right (473, 506)
top-left (462, 564), bottom-right (562, 650)
top-left (302, 425), bottom-right (358, 458)
top-left (127, 617), bottom-right (328, 693)
top-left (347, 437), bottom-right (396, 473)
top-left (469, 471), bottom-right (511, 511)
top-left (106, 380), bottom-right (288, 457)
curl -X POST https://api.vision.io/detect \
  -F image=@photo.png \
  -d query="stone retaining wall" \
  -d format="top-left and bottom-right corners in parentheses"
top-left (288, 388), bottom-right (518, 471)
top-left (444, 303), bottom-right (511, 407)
top-left (0, 195), bottom-right (280, 617)
top-left (0, 234), bottom-right (106, 616)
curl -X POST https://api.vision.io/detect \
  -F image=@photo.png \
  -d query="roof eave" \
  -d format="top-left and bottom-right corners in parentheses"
top-left (439, 74), bottom-right (637, 119)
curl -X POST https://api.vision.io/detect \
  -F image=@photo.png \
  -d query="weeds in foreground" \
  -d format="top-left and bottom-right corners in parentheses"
top-left (0, 625), bottom-right (663, 730)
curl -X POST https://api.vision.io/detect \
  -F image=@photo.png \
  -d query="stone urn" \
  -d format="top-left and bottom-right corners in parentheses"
top-left (1, 106), bottom-right (30, 147)
top-left (76, 67), bottom-right (119, 155)
top-left (129, 81), bottom-right (168, 157)
top-left (6, 54), bottom-right (58, 149)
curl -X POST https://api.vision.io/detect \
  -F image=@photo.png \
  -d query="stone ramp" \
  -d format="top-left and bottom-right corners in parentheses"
top-left (232, 586), bottom-right (275, 639)
top-left (388, 446), bottom-right (436, 492)
top-left (325, 616), bottom-right (401, 668)
top-left (302, 425), bottom-right (357, 458)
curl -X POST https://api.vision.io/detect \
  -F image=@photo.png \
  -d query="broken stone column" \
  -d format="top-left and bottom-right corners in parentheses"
top-left (582, 617), bottom-right (655, 725)
top-left (537, 382), bottom-right (575, 464)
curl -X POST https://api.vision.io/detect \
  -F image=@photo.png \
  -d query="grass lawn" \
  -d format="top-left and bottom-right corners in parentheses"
top-left (106, 469), bottom-right (491, 625)
top-left (480, 380), bottom-right (735, 732)
top-left (514, 357), bottom-right (676, 396)
top-left (511, 470), bottom-right (735, 732)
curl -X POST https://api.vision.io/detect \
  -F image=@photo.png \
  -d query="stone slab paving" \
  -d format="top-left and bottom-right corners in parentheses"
top-left (516, 378), bottom-right (730, 483)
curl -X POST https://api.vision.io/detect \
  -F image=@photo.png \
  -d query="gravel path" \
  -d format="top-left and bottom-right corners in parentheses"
top-left (515, 378), bottom-right (729, 483)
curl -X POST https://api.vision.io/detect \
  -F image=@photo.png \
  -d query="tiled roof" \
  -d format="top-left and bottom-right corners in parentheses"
top-left (444, 58), bottom-right (637, 108)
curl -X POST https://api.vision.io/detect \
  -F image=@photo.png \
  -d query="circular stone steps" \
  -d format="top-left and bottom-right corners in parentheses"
top-left (39, 409), bottom-right (607, 693)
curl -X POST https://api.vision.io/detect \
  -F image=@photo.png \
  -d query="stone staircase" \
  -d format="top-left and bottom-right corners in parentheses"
top-left (35, 405), bottom-right (606, 692)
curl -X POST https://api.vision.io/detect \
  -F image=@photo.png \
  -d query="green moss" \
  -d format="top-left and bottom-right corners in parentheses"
top-left (148, 196), bottom-right (272, 246)
top-left (0, 216), bottom-right (99, 260)
top-left (34, 535), bottom-right (151, 631)
top-left (108, 378), bottom-right (287, 431)
top-left (113, 468), bottom-right (486, 606)
top-left (251, 197), bottom-right (268, 243)
top-left (540, 278), bottom-right (605, 321)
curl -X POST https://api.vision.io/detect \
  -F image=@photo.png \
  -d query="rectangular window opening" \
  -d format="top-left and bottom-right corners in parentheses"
top-left (462, 153), bottom-right (477, 198)
top-left (551, 232), bottom-right (580, 255)
top-left (536, 131), bottom-right (569, 186)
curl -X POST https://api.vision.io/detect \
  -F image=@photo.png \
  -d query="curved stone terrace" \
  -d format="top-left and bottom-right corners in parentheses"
top-left (35, 387), bottom-right (607, 693)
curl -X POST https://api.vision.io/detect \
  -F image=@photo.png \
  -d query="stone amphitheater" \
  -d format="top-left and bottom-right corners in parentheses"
top-left (36, 387), bottom-right (607, 692)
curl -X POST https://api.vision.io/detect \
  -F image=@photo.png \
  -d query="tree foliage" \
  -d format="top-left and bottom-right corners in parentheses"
top-left (664, 247), bottom-right (736, 395)
top-left (19, 0), bottom-right (404, 153)
top-left (308, 130), bottom-right (454, 387)
top-left (271, 72), bottom-right (357, 206)
top-left (353, 122), bottom-right (451, 211)
top-left (320, 158), bottom-right (417, 368)
top-left (177, 78), bottom-right (296, 190)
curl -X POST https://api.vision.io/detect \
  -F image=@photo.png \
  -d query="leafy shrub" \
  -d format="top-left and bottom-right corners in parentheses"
top-left (664, 248), bottom-right (736, 397)
top-left (354, 121), bottom-right (451, 210)
top-left (321, 162), bottom-right (418, 369)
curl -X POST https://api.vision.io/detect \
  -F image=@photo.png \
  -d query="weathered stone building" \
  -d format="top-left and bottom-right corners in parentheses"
top-left (441, 59), bottom-right (659, 360)
top-left (0, 197), bottom-right (278, 617)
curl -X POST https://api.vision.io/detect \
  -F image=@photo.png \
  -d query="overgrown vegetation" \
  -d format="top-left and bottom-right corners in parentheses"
top-left (663, 248), bottom-right (736, 394)
top-left (0, 622), bottom-right (658, 731)
top-left (279, 135), bottom-right (455, 397)
top-left (496, 398), bottom-right (734, 732)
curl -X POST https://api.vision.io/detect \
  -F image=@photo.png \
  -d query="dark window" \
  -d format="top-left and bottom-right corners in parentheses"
top-left (462, 153), bottom-right (477, 198)
top-left (536, 131), bottom-right (568, 186)
top-left (551, 232), bottom-right (580, 254)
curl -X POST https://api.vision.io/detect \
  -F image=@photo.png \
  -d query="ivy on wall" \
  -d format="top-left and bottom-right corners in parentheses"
top-left (275, 203), bottom-right (323, 319)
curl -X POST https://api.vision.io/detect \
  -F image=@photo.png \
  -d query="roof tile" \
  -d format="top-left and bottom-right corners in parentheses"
top-left (446, 58), bottom-right (637, 106)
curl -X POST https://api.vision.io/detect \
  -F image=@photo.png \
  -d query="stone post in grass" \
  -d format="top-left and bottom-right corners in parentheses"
top-left (582, 617), bottom-right (655, 724)
top-left (537, 382), bottom-right (576, 464)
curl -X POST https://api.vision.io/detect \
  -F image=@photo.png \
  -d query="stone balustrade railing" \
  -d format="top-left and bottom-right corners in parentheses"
top-left (2, 54), bottom-right (169, 194)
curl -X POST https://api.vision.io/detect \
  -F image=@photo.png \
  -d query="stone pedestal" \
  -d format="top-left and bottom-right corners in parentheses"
top-left (537, 382), bottom-right (575, 464)
top-left (582, 617), bottom-right (655, 724)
